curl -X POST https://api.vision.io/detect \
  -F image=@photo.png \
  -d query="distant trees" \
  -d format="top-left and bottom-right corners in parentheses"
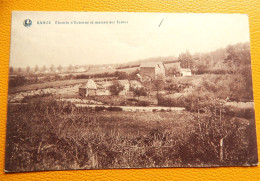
top-left (68, 64), bottom-right (73, 72)
top-left (50, 64), bottom-right (55, 72)
top-left (17, 67), bottom-right (22, 73)
top-left (9, 67), bottom-right (13, 74)
top-left (34, 65), bottom-right (39, 72)
top-left (42, 65), bottom-right (47, 72)
top-left (57, 65), bottom-right (63, 72)
top-left (26, 66), bottom-right (30, 73)
top-left (115, 71), bottom-right (128, 80)
top-left (109, 80), bottom-right (124, 96)
top-left (9, 75), bottom-right (26, 87)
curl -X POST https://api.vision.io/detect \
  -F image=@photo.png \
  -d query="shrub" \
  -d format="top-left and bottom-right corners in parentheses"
top-left (136, 101), bottom-right (150, 107)
top-left (95, 106), bottom-right (106, 111)
top-left (107, 107), bottom-right (123, 112)
top-left (109, 81), bottom-right (124, 95)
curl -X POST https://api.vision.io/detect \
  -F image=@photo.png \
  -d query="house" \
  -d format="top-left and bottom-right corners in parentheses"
top-left (140, 62), bottom-right (165, 82)
top-left (180, 68), bottom-right (192, 76)
top-left (79, 79), bottom-right (97, 97)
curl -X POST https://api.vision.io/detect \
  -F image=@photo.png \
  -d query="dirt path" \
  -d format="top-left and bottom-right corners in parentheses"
top-left (74, 104), bottom-right (185, 112)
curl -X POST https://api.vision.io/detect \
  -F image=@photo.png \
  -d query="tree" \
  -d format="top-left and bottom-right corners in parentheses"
top-left (9, 67), bottom-right (13, 74)
top-left (109, 80), bottom-right (124, 95)
top-left (57, 65), bottom-right (63, 72)
top-left (50, 64), bottom-right (55, 72)
top-left (178, 50), bottom-right (192, 68)
top-left (153, 77), bottom-right (165, 105)
top-left (115, 71), bottom-right (128, 80)
top-left (26, 66), bottom-right (30, 73)
top-left (34, 65), bottom-right (39, 72)
top-left (68, 64), bottom-right (73, 72)
top-left (166, 66), bottom-right (180, 76)
top-left (42, 65), bottom-right (47, 72)
top-left (18, 67), bottom-right (22, 73)
top-left (133, 87), bottom-right (147, 100)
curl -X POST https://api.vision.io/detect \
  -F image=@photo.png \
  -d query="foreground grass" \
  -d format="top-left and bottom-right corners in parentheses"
top-left (5, 97), bottom-right (258, 172)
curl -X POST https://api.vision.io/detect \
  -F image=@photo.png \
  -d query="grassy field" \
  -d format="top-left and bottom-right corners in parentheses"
top-left (9, 79), bottom-right (89, 94)
top-left (5, 96), bottom-right (257, 172)
top-left (9, 77), bottom-right (116, 94)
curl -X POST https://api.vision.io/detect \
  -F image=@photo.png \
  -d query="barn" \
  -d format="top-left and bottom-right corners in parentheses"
top-left (140, 62), bottom-right (165, 82)
top-left (79, 79), bottom-right (97, 97)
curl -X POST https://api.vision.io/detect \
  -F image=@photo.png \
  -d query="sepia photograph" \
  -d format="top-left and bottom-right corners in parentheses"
top-left (5, 11), bottom-right (258, 172)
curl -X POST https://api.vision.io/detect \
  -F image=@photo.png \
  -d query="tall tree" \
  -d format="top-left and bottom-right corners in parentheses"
top-left (50, 64), bottom-right (55, 72)
top-left (34, 65), bottom-right (39, 72)
top-left (42, 65), bottom-right (47, 72)
top-left (153, 76), bottom-right (165, 105)
top-left (178, 50), bottom-right (192, 68)
top-left (57, 65), bottom-right (63, 72)
top-left (26, 66), bottom-right (30, 73)
top-left (9, 67), bottom-right (13, 74)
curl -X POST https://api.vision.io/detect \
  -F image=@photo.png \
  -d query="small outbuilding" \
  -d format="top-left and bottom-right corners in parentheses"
top-left (180, 68), bottom-right (192, 77)
top-left (79, 79), bottom-right (97, 97)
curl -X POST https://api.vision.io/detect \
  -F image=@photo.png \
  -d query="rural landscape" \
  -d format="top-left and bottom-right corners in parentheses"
top-left (5, 42), bottom-right (258, 172)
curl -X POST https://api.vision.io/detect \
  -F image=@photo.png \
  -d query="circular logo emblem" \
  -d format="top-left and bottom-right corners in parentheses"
top-left (23, 19), bottom-right (32, 27)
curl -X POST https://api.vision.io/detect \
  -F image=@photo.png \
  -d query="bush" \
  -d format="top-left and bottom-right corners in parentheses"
top-left (225, 106), bottom-right (255, 119)
top-left (107, 107), bottom-right (123, 111)
top-left (95, 106), bottom-right (106, 111)
top-left (137, 101), bottom-right (150, 107)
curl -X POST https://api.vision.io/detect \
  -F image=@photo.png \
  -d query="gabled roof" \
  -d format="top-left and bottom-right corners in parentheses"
top-left (79, 79), bottom-right (97, 89)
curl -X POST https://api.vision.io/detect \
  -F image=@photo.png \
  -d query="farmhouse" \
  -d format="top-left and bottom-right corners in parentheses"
top-left (140, 62), bottom-right (165, 82)
top-left (79, 79), bottom-right (97, 97)
top-left (180, 68), bottom-right (192, 77)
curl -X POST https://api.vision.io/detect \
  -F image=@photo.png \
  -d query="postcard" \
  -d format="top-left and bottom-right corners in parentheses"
top-left (5, 11), bottom-right (258, 172)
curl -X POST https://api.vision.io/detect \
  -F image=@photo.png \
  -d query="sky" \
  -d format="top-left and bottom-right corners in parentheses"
top-left (10, 12), bottom-right (250, 68)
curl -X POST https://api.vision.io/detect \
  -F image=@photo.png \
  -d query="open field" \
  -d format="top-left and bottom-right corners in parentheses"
top-left (9, 77), bottom-right (116, 94)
